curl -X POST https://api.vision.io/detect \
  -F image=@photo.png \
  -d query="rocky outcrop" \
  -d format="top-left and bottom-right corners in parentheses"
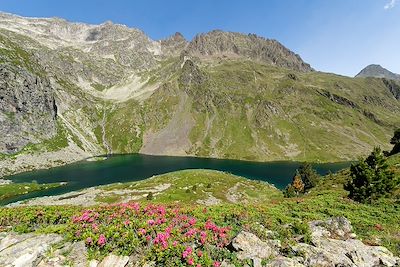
top-left (230, 217), bottom-right (399, 267)
top-left (179, 59), bottom-right (207, 87)
top-left (318, 89), bottom-right (358, 109)
top-left (186, 30), bottom-right (313, 72)
top-left (0, 232), bottom-right (130, 267)
top-left (0, 63), bottom-right (57, 154)
top-left (382, 78), bottom-right (400, 100)
top-left (231, 231), bottom-right (279, 261)
top-left (0, 232), bottom-right (63, 267)
top-left (160, 32), bottom-right (188, 56)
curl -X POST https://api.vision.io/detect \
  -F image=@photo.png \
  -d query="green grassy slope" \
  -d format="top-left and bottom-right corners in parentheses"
top-left (126, 58), bottom-right (400, 162)
top-left (1, 29), bottom-right (399, 165)
top-left (96, 169), bottom-right (282, 204)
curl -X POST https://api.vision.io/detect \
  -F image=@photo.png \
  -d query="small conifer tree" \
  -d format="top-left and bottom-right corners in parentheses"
top-left (345, 147), bottom-right (397, 203)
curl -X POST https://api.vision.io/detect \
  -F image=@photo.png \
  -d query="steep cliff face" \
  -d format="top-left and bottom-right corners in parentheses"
top-left (0, 63), bottom-right (57, 154)
top-left (382, 79), bottom-right (400, 100)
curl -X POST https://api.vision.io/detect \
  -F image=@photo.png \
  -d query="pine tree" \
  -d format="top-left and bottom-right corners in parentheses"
top-left (298, 163), bottom-right (319, 191)
top-left (345, 147), bottom-right (397, 203)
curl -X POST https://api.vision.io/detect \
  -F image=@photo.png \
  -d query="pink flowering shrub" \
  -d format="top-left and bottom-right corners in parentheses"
top-left (68, 202), bottom-right (240, 266)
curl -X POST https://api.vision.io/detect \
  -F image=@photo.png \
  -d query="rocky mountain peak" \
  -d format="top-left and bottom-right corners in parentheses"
top-left (186, 30), bottom-right (313, 72)
top-left (356, 64), bottom-right (400, 81)
top-left (160, 32), bottom-right (188, 56)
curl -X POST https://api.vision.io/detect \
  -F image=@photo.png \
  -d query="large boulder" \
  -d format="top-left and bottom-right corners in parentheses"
top-left (0, 232), bottom-right (63, 267)
top-left (291, 217), bottom-right (400, 267)
top-left (98, 254), bottom-right (130, 267)
top-left (230, 231), bottom-right (280, 265)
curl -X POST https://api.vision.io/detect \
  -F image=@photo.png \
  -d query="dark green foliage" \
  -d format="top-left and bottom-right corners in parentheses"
top-left (298, 163), bottom-right (320, 191)
top-left (284, 164), bottom-right (319, 197)
top-left (345, 147), bottom-right (398, 203)
top-left (390, 129), bottom-right (400, 155)
top-left (146, 192), bottom-right (154, 201)
top-left (283, 184), bottom-right (296, 198)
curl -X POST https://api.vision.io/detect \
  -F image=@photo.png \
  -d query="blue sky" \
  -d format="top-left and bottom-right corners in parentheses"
top-left (0, 0), bottom-right (399, 76)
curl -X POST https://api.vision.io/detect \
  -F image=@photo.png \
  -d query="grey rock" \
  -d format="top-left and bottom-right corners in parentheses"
top-left (0, 232), bottom-right (63, 267)
top-left (220, 260), bottom-right (235, 267)
top-left (382, 78), bottom-right (400, 100)
top-left (89, 259), bottom-right (99, 267)
top-left (187, 30), bottom-right (313, 72)
top-left (265, 256), bottom-right (305, 267)
top-left (309, 216), bottom-right (353, 241)
top-left (98, 254), bottom-right (129, 267)
top-left (0, 63), bottom-right (57, 154)
top-left (231, 231), bottom-right (279, 260)
top-left (291, 217), bottom-right (400, 267)
top-left (160, 32), bottom-right (188, 56)
top-left (253, 257), bottom-right (262, 267)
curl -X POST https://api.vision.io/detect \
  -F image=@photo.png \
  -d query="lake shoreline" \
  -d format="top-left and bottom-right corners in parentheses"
top-left (0, 154), bottom-right (351, 206)
top-left (1, 151), bottom-right (354, 179)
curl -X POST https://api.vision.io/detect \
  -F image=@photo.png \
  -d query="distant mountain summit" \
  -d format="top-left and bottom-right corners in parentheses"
top-left (356, 64), bottom-right (400, 81)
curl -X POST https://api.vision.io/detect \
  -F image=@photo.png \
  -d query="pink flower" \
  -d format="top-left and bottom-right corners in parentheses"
top-left (138, 228), bottom-right (146, 235)
top-left (92, 223), bottom-right (99, 232)
top-left (213, 262), bottom-right (221, 267)
top-left (197, 250), bottom-right (203, 257)
top-left (187, 258), bottom-right (194, 265)
top-left (124, 220), bottom-right (131, 226)
top-left (182, 246), bottom-right (193, 258)
top-left (153, 233), bottom-right (169, 249)
top-left (148, 219), bottom-right (155, 226)
top-left (189, 217), bottom-right (197, 225)
top-left (97, 234), bottom-right (107, 247)
top-left (173, 241), bottom-right (178, 247)
top-left (200, 231), bottom-right (207, 244)
top-left (185, 228), bottom-right (197, 237)
top-left (85, 237), bottom-right (93, 245)
top-left (197, 265), bottom-right (201, 267)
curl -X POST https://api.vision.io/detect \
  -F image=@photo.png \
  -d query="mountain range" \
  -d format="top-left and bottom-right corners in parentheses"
top-left (0, 12), bottom-right (400, 176)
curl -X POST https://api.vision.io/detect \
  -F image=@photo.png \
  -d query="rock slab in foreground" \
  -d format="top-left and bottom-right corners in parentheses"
top-left (231, 217), bottom-right (400, 267)
top-left (0, 232), bottom-right (62, 267)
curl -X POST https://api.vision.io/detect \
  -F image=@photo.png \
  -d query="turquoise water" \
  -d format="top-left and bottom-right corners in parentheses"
top-left (1, 154), bottom-right (351, 205)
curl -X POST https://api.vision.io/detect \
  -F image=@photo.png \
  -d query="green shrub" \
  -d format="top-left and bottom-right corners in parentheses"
top-left (146, 192), bottom-right (154, 200)
top-left (298, 163), bottom-right (319, 191)
top-left (345, 147), bottom-right (398, 203)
